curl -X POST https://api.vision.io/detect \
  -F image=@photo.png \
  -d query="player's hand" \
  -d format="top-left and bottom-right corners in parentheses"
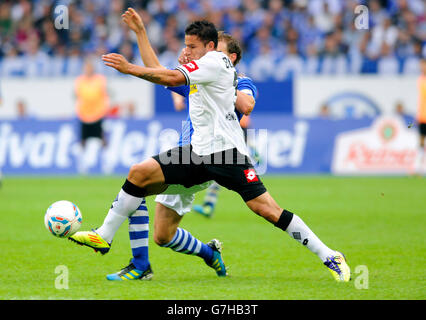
top-left (122, 7), bottom-right (144, 33)
top-left (102, 53), bottom-right (130, 74)
top-left (178, 48), bottom-right (190, 65)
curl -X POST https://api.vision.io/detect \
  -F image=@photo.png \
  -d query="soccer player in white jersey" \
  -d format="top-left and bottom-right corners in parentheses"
top-left (70, 17), bottom-right (351, 282)
top-left (110, 12), bottom-right (256, 280)
top-left (95, 9), bottom-right (256, 281)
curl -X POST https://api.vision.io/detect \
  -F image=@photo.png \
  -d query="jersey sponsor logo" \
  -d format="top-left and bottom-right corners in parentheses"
top-left (183, 61), bottom-right (199, 73)
top-left (225, 112), bottom-right (236, 121)
top-left (189, 84), bottom-right (198, 95)
top-left (244, 168), bottom-right (258, 182)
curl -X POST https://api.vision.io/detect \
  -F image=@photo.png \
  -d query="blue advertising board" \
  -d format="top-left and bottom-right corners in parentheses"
top-left (0, 116), bottom-right (373, 175)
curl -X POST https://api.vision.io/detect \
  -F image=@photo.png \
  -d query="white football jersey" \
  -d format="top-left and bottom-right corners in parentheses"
top-left (175, 51), bottom-right (248, 156)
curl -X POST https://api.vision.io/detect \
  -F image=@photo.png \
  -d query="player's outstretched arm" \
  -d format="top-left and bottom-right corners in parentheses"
top-left (122, 7), bottom-right (164, 69)
top-left (102, 53), bottom-right (186, 87)
top-left (235, 90), bottom-right (255, 116)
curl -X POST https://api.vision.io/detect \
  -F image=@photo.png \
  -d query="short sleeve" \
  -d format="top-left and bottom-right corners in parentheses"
top-left (166, 85), bottom-right (190, 97)
top-left (237, 77), bottom-right (258, 101)
top-left (175, 53), bottom-right (220, 86)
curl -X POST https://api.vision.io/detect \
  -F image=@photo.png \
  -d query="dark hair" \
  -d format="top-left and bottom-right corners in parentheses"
top-left (218, 31), bottom-right (242, 66)
top-left (185, 20), bottom-right (218, 48)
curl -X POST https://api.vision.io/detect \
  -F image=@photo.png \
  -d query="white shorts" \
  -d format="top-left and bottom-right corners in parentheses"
top-left (155, 181), bottom-right (213, 216)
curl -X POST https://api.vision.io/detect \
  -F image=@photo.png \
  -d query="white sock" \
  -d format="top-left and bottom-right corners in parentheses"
top-left (96, 211), bottom-right (127, 243)
top-left (96, 189), bottom-right (144, 243)
top-left (286, 214), bottom-right (335, 262)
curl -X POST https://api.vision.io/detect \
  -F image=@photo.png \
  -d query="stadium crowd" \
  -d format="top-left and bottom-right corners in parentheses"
top-left (0, 0), bottom-right (424, 81)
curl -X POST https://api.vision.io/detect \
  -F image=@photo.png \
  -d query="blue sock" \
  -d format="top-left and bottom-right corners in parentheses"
top-left (161, 228), bottom-right (213, 262)
top-left (128, 199), bottom-right (150, 271)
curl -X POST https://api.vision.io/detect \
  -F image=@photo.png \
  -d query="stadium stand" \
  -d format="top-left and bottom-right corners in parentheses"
top-left (0, 0), bottom-right (424, 80)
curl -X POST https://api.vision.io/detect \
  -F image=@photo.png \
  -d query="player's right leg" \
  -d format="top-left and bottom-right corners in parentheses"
top-left (245, 191), bottom-right (351, 282)
top-left (153, 196), bottom-right (228, 277)
top-left (206, 148), bottom-right (350, 282)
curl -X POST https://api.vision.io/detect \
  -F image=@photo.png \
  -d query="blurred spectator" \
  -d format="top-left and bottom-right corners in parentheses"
top-left (304, 43), bottom-right (320, 74)
top-left (368, 0), bottom-right (387, 26)
top-left (49, 44), bottom-right (67, 76)
top-left (23, 35), bottom-right (50, 77)
top-left (319, 103), bottom-right (331, 119)
top-left (138, 9), bottom-right (165, 52)
top-left (377, 43), bottom-right (399, 74)
top-left (298, 15), bottom-right (323, 55)
top-left (403, 39), bottom-right (423, 74)
top-left (247, 25), bottom-right (279, 57)
top-left (67, 46), bottom-right (84, 77)
top-left (319, 31), bottom-right (348, 74)
top-left (1, 47), bottom-right (25, 76)
top-left (311, 1), bottom-right (336, 34)
top-left (394, 100), bottom-right (414, 126)
top-left (0, 0), bottom-right (424, 81)
top-left (74, 58), bottom-right (109, 148)
top-left (249, 44), bottom-right (276, 81)
top-left (158, 36), bottom-right (182, 69)
top-left (0, 2), bottom-right (13, 40)
top-left (16, 99), bottom-right (29, 118)
top-left (274, 42), bottom-right (303, 80)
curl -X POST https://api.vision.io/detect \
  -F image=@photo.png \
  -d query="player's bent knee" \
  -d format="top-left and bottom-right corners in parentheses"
top-left (128, 163), bottom-right (149, 186)
top-left (127, 159), bottom-right (164, 189)
top-left (153, 231), bottom-right (174, 247)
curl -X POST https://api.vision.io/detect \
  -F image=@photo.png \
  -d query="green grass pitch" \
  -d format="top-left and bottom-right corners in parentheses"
top-left (0, 175), bottom-right (424, 300)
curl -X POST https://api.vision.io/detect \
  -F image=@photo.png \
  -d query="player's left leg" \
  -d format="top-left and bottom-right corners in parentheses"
top-left (69, 189), bottom-right (140, 255)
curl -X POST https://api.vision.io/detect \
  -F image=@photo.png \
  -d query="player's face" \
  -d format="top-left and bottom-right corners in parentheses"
top-left (184, 34), bottom-right (212, 61)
